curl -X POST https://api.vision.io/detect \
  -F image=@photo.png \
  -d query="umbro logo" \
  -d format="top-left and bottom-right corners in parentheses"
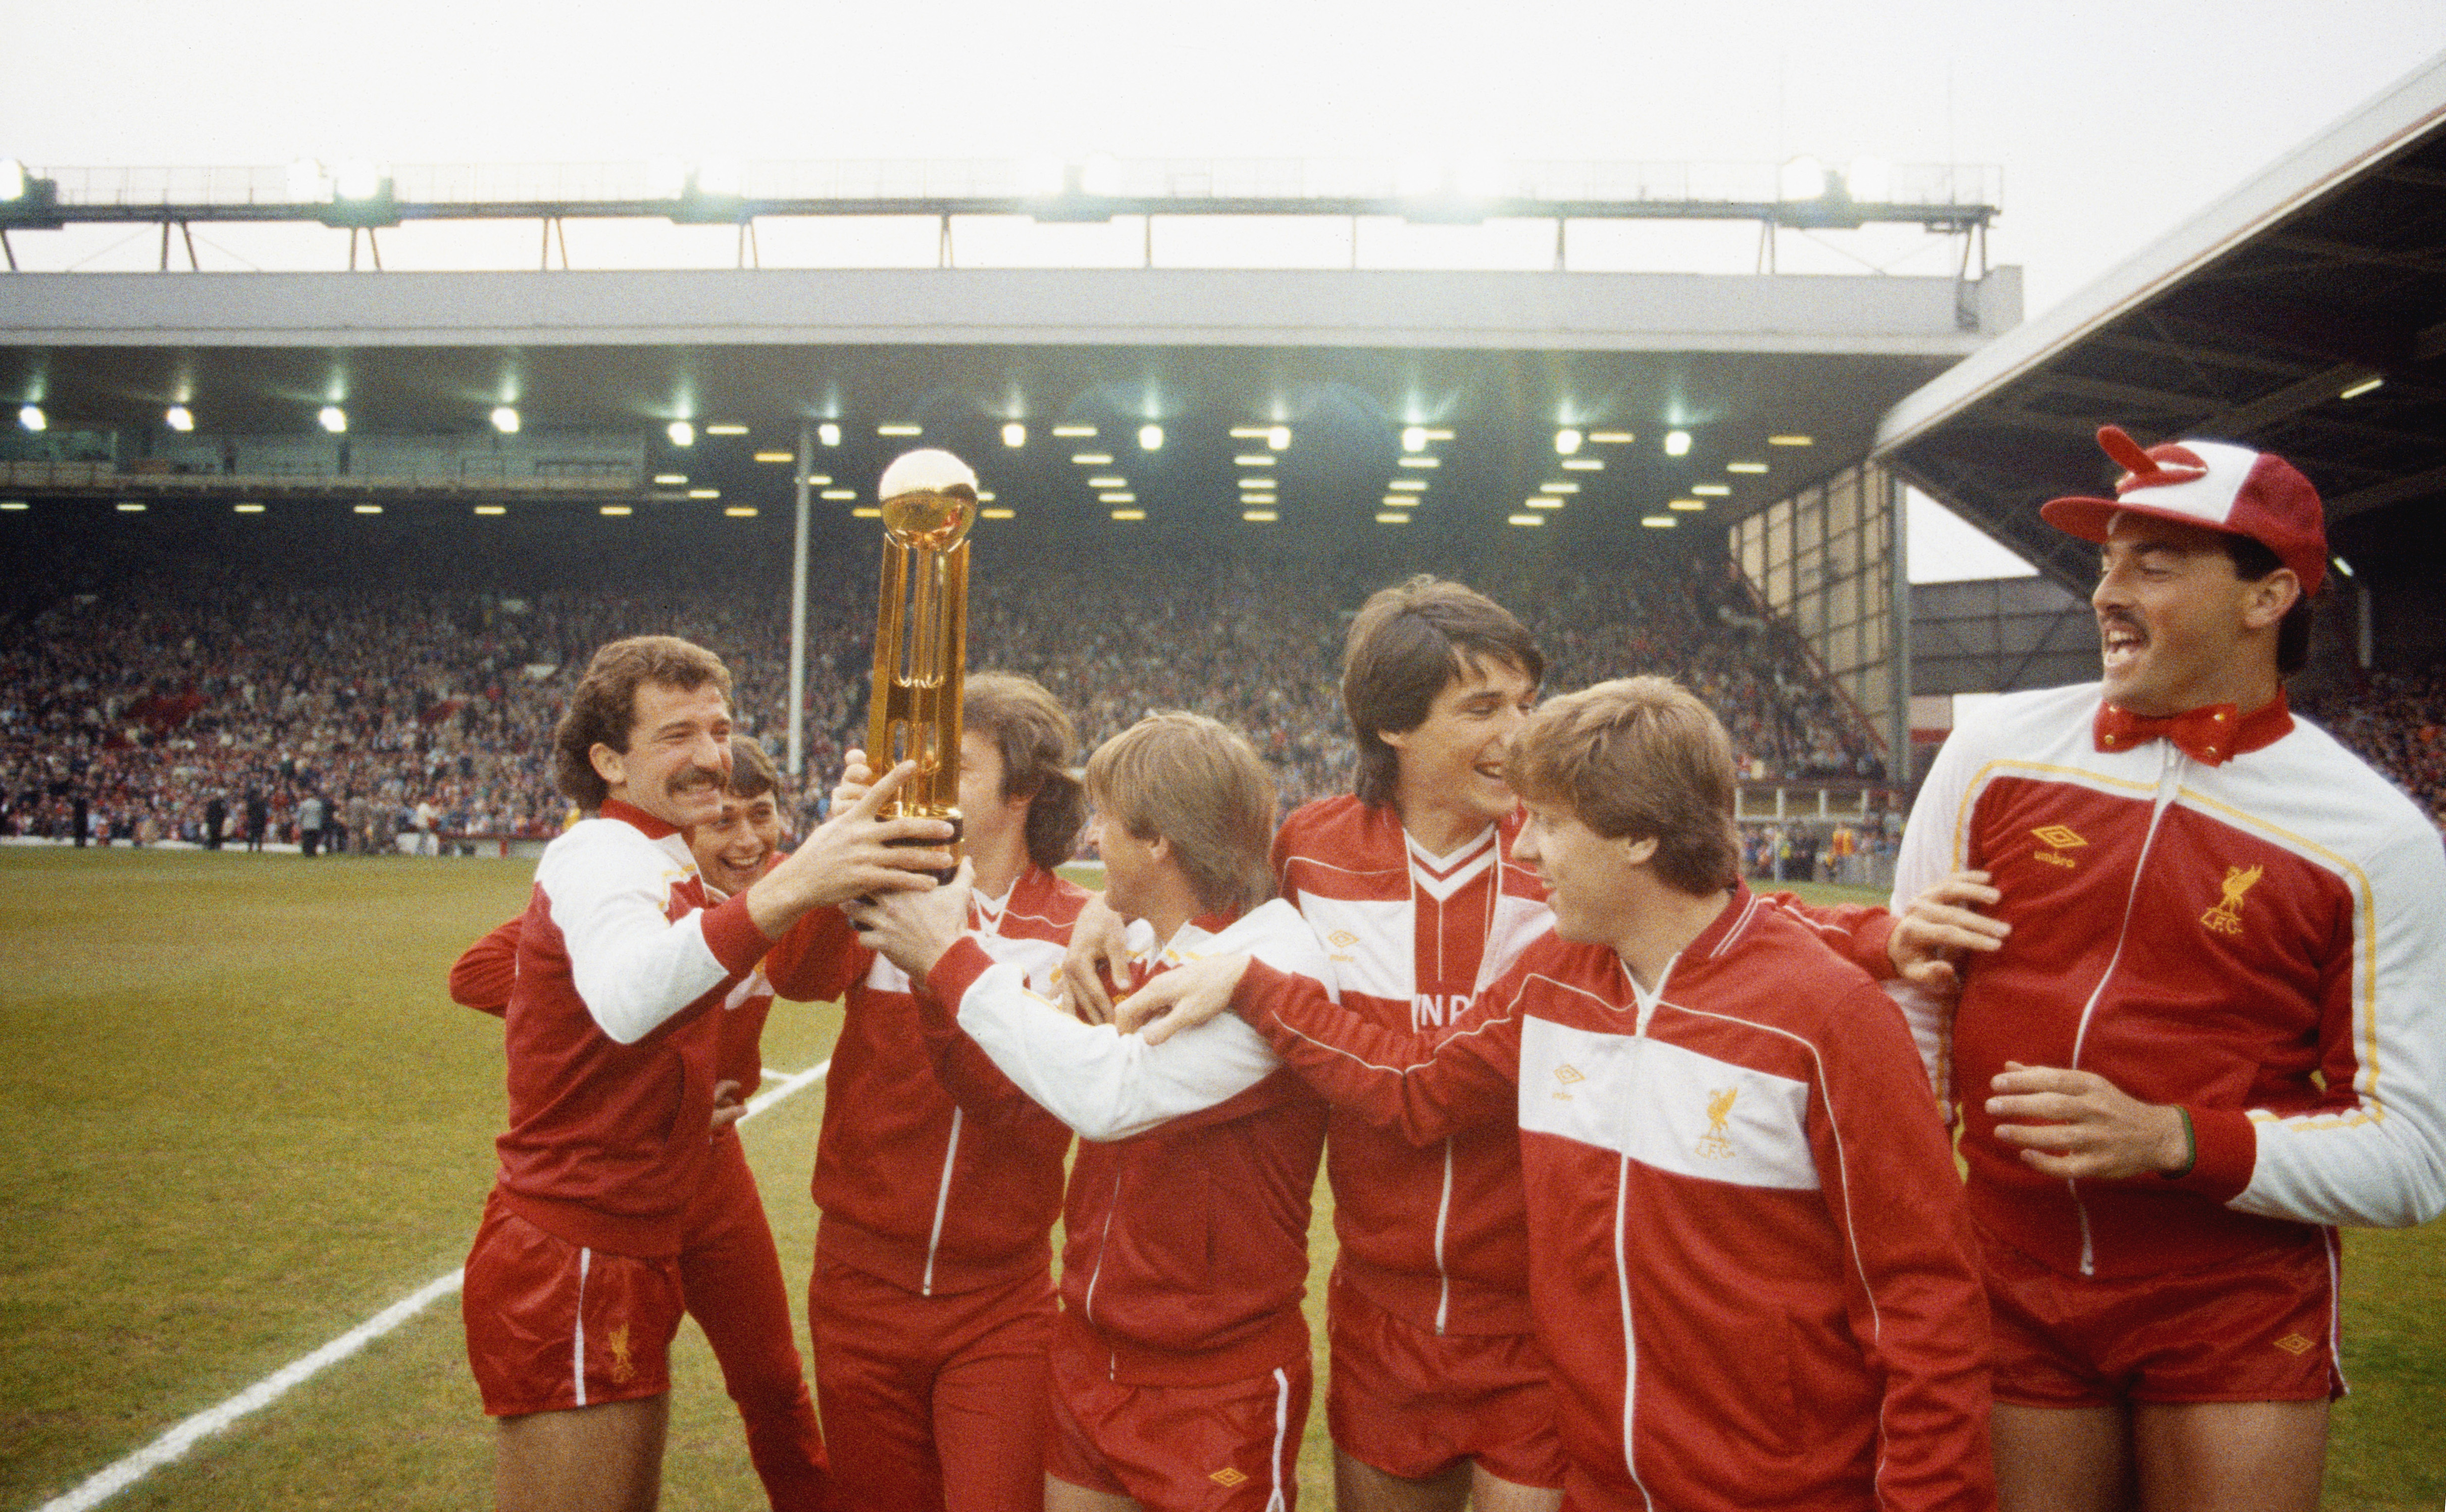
top-left (1552, 1064), bottom-right (1583, 1101)
top-left (2274, 1333), bottom-right (2313, 1356)
top-left (1326, 928), bottom-right (1359, 949)
top-left (1209, 1467), bottom-right (1249, 1487)
top-left (2031, 824), bottom-right (2087, 870)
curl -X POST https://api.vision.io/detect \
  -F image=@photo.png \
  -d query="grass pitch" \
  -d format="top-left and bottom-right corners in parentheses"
top-left (0, 851), bottom-right (2436, 1509)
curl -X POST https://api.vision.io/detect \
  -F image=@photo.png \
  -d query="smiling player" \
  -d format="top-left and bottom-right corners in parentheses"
top-left (449, 735), bottom-right (832, 1511)
top-left (1865, 428), bottom-right (2446, 1512)
top-left (457, 635), bottom-right (950, 1512)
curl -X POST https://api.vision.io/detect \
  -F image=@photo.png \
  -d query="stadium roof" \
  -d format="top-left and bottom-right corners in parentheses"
top-left (0, 258), bottom-right (2016, 551)
top-left (1877, 49), bottom-right (2446, 589)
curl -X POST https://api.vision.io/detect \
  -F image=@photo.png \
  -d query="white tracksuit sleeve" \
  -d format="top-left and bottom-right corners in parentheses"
top-left (541, 823), bottom-right (732, 1045)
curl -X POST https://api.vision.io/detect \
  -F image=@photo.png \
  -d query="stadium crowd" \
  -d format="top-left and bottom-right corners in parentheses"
top-left (2301, 667), bottom-right (2446, 827)
top-left (19, 549), bottom-right (2438, 851)
top-left (0, 549), bottom-right (1902, 851)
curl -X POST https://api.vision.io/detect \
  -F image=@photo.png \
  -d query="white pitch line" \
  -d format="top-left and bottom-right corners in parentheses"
top-left (36, 1059), bottom-right (831, 1512)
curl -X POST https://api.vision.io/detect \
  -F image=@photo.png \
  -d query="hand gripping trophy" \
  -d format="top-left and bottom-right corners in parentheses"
top-left (865, 448), bottom-right (977, 879)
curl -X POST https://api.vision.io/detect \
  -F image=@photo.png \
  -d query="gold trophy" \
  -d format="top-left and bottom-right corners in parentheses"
top-left (866, 449), bottom-right (977, 880)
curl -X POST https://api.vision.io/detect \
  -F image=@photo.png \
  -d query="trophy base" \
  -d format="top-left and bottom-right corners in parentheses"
top-left (890, 810), bottom-right (963, 886)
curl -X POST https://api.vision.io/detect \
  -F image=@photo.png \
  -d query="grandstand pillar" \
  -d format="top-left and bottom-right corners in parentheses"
top-left (788, 421), bottom-right (811, 779)
top-left (1888, 470), bottom-right (1914, 788)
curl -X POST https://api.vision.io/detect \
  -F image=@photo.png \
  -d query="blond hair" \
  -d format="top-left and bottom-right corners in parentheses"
top-left (1505, 676), bottom-right (1739, 896)
top-left (1085, 712), bottom-right (1275, 917)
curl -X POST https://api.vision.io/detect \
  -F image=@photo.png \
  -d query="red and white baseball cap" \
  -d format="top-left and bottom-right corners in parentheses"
top-left (2042, 425), bottom-right (2326, 596)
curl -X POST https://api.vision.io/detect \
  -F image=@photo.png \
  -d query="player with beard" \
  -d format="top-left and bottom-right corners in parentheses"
top-left (458, 636), bottom-right (950, 1512)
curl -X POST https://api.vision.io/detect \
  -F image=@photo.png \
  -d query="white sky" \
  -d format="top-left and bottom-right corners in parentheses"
top-left (5, 0), bottom-right (2439, 579)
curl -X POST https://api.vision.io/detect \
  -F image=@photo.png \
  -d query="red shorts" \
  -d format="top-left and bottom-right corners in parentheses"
top-left (462, 1189), bottom-right (687, 1417)
top-left (1980, 1227), bottom-right (2343, 1407)
top-left (1047, 1337), bottom-right (1311, 1512)
top-left (1326, 1271), bottom-right (1566, 1488)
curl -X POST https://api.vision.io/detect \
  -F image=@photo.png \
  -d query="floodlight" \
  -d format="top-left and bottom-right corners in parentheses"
top-left (599, 505), bottom-right (631, 516)
top-left (1267, 426), bottom-right (1291, 451)
top-left (1241, 509), bottom-right (1277, 523)
top-left (817, 422), bottom-right (841, 446)
top-left (1693, 484), bottom-right (1730, 496)
top-left (1554, 428), bottom-right (1583, 455)
top-left (1727, 461), bottom-right (1767, 474)
top-left (1002, 422), bottom-right (1027, 448)
top-left (491, 406), bottom-right (521, 434)
top-left (1506, 514), bottom-right (1543, 527)
top-left (1779, 155), bottom-right (1827, 201)
top-left (725, 507), bottom-right (758, 517)
top-left (18, 404), bottom-right (44, 432)
top-left (821, 489), bottom-right (856, 500)
top-left (1099, 492), bottom-right (1136, 504)
top-left (1397, 456), bottom-right (1438, 469)
top-left (1845, 157), bottom-right (1893, 203)
top-left (1401, 427), bottom-right (1428, 452)
top-left (1526, 497), bottom-right (1563, 510)
top-left (333, 161), bottom-right (384, 201)
top-left (1110, 509), bottom-right (1146, 521)
top-left (117, 502), bottom-right (146, 512)
top-left (1664, 430), bottom-right (1691, 456)
top-left (878, 424), bottom-right (922, 436)
top-left (1590, 430), bottom-right (1634, 444)
top-left (0, 160), bottom-right (22, 200)
top-left (1052, 425), bottom-right (1098, 438)
top-left (2339, 376), bottom-right (2384, 400)
top-left (753, 450), bottom-right (793, 463)
top-left (980, 508), bottom-right (1015, 520)
top-left (667, 421), bottom-right (695, 446)
top-left (1389, 480), bottom-right (1426, 492)
top-left (1642, 516), bottom-right (1677, 528)
top-left (474, 505), bottom-right (505, 515)
top-left (654, 473), bottom-right (688, 485)
top-left (165, 405), bottom-right (194, 432)
top-left (1768, 434), bottom-right (1814, 446)
top-left (1138, 424), bottom-right (1163, 451)
top-left (1560, 458), bottom-right (1601, 472)
top-left (319, 405), bottom-right (348, 434)
top-left (2331, 556), bottom-right (2355, 579)
top-left (689, 488), bottom-right (720, 499)
top-left (1670, 499), bottom-right (1706, 511)
top-left (0, 501), bottom-right (27, 511)
top-left (704, 423), bottom-right (747, 436)
top-left (1072, 452), bottom-right (1113, 465)
top-left (1091, 477), bottom-right (1128, 488)
top-left (1235, 455), bottom-right (1276, 467)
top-left (234, 503), bottom-right (265, 513)
top-left (1375, 512), bottom-right (1410, 525)
top-left (352, 503), bottom-right (382, 514)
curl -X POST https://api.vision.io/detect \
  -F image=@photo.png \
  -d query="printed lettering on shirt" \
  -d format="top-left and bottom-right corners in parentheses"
top-left (1412, 993), bottom-right (1470, 1031)
top-left (2030, 823), bottom-right (2087, 870)
top-left (1517, 1015), bottom-right (1817, 1190)
top-left (2201, 864), bottom-right (2263, 936)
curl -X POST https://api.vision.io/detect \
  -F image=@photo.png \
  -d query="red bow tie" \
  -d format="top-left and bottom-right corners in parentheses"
top-left (2093, 703), bottom-right (2242, 764)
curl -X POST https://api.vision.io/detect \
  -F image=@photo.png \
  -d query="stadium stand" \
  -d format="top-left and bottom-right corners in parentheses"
top-left (0, 548), bottom-right (1902, 851)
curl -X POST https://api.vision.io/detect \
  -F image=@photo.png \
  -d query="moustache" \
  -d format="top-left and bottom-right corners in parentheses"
top-left (669, 767), bottom-right (727, 794)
